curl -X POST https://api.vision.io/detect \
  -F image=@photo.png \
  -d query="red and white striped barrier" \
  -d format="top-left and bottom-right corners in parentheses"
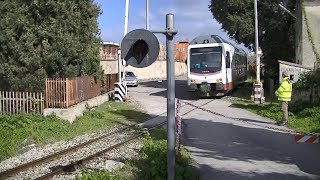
top-left (294, 134), bottom-right (319, 143)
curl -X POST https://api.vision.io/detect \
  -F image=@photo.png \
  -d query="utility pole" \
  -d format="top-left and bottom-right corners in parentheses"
top-left (254, 0), bottom-right (260, 84)
top-left (122, 0), bottom-right (129, 88)
top-left (252, 0), bottom-right (265, 104)
top-left (124, 0), bottom-right (129, 36)
top-left (146, 0), bottom-right (149, 30)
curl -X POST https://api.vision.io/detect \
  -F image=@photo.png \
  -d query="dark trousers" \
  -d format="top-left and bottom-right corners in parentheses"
top-left (280, 101), bottom-right (288, 122)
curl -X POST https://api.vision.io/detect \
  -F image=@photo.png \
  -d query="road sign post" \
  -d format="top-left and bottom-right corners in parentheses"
top-left (165, 14), bottom-right (176, 180)
top-left (151, 14), bottom-right (178, 180)
top-left (121, 14), bottom-right (177, 180)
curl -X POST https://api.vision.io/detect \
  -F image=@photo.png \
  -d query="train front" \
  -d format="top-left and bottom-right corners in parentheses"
top-left (187, 45), bottom-right (225, 97)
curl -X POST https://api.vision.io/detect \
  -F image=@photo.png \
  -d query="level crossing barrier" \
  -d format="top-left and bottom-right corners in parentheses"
top-left (178, 99), bottom-right (320, 144)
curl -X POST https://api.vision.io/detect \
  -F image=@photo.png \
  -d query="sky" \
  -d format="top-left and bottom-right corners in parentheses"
top-left (94, 0), bottom-right (242, 48)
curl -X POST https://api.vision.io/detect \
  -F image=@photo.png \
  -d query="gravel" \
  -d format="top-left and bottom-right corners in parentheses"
top-left (0, 125), bottom-right (143, 179)
top-left (52, 140), bottom-right (143, 180)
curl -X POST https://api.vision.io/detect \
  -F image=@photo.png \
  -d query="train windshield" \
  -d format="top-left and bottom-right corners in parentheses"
top-left (189, 47), bottom-right (222, 74)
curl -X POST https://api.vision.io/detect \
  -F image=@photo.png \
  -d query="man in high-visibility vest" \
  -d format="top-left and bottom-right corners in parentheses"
top-left (275, 71), bottom-right (292, 126)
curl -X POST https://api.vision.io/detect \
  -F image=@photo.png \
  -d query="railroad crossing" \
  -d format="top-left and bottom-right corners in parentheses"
top-left (129, 77), bottom-right (320, 180)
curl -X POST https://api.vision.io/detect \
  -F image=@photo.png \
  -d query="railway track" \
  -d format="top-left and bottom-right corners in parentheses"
top-left (0, 99), bottom-right (215, 179)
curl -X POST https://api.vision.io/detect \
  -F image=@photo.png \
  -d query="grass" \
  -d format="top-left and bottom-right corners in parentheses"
top-left (230, 81), bottom-right (320, 133)
top-left (76, 168), bottom-right (129, 180)
top-left (76, 128), bottom-right (199, 180)
top-left (0, 101), bottom-right (150, 161)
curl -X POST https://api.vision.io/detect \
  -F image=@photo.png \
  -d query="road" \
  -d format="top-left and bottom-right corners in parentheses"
top-left (128, 76), bottom-right (320, 180)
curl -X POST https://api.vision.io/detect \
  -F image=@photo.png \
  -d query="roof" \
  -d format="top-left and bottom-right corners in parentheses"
top-left (278, 60), bottom-right (313, 70)
top-left (190, 35), bottom-right (231, 45)
top-left (102, 41), bottom-right (120, 46)
top-left (190, 35), bottom-right (246, 54)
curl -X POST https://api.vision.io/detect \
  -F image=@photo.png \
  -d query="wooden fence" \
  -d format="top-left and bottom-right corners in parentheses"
top-left (45, 74), bottom-right (118, 108)
top-left (103, 74), bottom-right (118, 93)
top-left (0, 74), bottom-right (118, 114)
top-left (0, 91), bottom-right (44, 114)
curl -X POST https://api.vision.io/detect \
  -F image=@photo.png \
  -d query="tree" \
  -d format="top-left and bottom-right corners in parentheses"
top-left (0, 0), bottom-right (102, 91)
top-left (209, 0), bottom-right (296, 77)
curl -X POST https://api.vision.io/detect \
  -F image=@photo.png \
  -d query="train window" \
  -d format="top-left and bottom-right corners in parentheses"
top-left (226, 52), bottom-right (230, 68)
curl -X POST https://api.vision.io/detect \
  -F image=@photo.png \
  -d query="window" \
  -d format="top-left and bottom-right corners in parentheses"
top-left (290, 75), bottom-right (294, 81)
top-left (189, 47), bottom-right (222, 74)
top-left (226, 51), bottom-right (230, 68)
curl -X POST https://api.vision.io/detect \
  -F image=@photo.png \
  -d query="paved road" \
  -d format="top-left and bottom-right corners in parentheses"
top-left (128, 77), bottom-right (320, 180)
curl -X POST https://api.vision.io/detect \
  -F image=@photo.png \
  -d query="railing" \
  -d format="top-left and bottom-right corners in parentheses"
top-left (0, 91), bottom-right (44, 114)
top-left (45, 74), bottom-right (117, 108)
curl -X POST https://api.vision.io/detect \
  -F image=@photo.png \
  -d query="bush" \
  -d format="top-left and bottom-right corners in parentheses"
top-left (136, 133), bottom-right (199, 180)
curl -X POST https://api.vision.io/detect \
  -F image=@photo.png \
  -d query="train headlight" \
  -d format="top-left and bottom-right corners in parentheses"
top-left (190, 80), bottom-right (196, 84)
top-left (216, 78), bottom-right (223, 82)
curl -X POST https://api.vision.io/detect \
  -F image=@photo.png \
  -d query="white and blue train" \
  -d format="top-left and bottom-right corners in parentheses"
top-left (187, 35), bottom-right (247, 97)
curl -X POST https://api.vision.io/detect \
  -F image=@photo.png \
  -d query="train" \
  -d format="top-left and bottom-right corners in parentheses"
top-left (187, 35), bottom-right (247, 97)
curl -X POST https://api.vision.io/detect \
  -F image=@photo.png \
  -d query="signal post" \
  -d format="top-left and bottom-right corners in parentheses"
top-left (252, 0), bottom-right (265, 104)
top-left (121, 14), bottom-right (177, 180)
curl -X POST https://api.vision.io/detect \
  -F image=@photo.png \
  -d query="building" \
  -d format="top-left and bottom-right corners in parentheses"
top-left (157, 44), bottom-right (165, 60)
top-left (279, 60), bottom-right (312, 83)
top-left (100, 41), bottom-right (120, 61)
top-left (295, 0), bottom-right (320, 68)
top-left (100, 41), bottom-right (120, 74)
top-left (174, 41), bottom-right (189, 62)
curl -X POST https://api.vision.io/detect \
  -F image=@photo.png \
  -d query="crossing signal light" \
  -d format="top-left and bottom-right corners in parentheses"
top-left (121, 29), bottom-right (159, 68)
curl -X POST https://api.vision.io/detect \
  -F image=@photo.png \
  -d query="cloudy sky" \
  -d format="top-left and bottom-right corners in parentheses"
top-left (95, 0), bottom-right (238, 46)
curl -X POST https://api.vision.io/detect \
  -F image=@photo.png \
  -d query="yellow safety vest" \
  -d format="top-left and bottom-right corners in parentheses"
top-left (275, 77), bottom-right (292, 102)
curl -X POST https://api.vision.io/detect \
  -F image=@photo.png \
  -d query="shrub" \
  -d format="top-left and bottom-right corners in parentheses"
top-left (136, 133), bottom-right (199, 180)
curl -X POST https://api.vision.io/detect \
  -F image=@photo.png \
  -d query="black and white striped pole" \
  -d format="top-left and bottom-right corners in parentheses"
top-left (115, 49), bottom-right (125, 102)
top-left (121, 14), bottom-right (177, 180)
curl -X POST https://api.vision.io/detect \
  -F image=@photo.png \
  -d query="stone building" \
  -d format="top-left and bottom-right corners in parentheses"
top-left (100, 41), bottom-right (119, 61)
top-left (295, 0), bottom-right (320, 68)
top-left (174, 41), bottom-right (189, 62)
top-left (157, 44), bottom-right (165, 60)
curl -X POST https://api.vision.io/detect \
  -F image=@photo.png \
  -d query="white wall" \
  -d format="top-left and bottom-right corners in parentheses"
top-left (125, 60), bottom-right (187, 80)
top-left (100, 59), bottom-right (187, 79)
top-left (279, 61), bottom-right (312, 83)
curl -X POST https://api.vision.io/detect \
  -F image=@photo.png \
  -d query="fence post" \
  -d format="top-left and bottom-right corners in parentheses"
top-left (0, 91), bottom-right (2, 114)
top-left (66, 78), bottom-right (69, 107)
